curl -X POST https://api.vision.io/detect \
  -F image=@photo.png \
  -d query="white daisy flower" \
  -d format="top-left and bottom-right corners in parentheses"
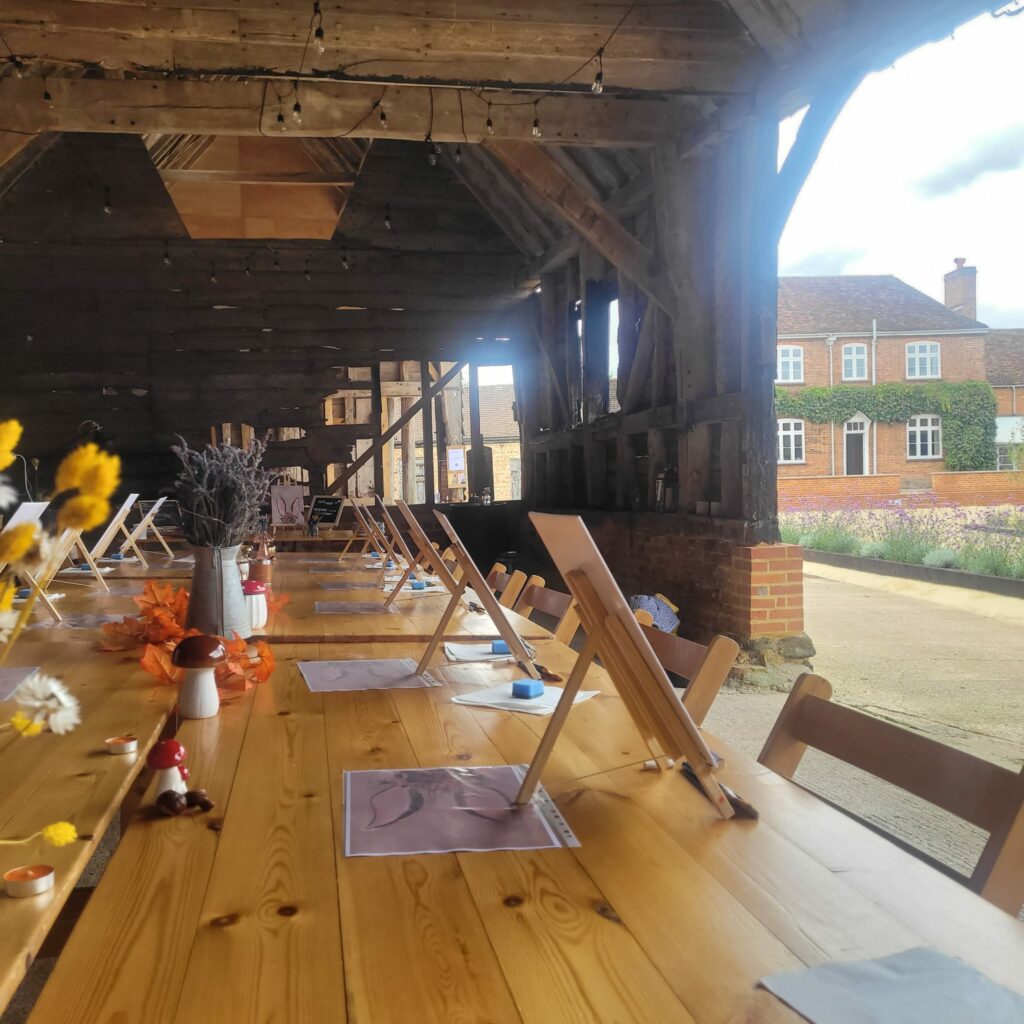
top-left (0, 609), bottom-right (19, 643)
top-left (0, 477), bottom-right (16, 510)
top-left (11, 672), bottom-right (81, 735)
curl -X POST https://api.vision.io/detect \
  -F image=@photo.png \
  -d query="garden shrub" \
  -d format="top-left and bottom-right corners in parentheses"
top-left (859, 540), bottom-right (887, 559)
top-left (922, 548), bottom-right (959, 569)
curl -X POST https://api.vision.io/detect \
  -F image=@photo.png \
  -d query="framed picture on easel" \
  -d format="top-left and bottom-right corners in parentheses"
top-left (270, 484), bottom-right (307, 527)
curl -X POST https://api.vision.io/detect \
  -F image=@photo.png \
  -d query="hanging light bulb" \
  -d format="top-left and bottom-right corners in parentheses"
top-left (276, 111), bottom-right (287, 131)
top-left (103, 185), bottom-right (112, 215)
top-left (273, 253), bottom-right (281, 271)
top-left (426, 134), bottom-right (437, 166)
top-left (10, 57), bottom-right (24, 79)
top-left (314, 25), bottom-right (325, 55)
top-left (43, 84), bottom-right (54, 108)
top-left (210, 262), bottom-right (218, 284)
top-left (163, 248), bottom-right (172, 267)
top-left (304, 260), bottom-right (312, 282)
top-left (454, 145), bottom-right (462, 164)
top-left (592, 48), bottom-right (605, 94)
top-left (532, 113), bottom-right (542, 138)
top-left (292, 100), bottom-right (303, 126)
top-left (379, 106), bottom-right (388, 131)
top-left (244, 260), bottom-right (252, 277)
top-left (486, 103), bottom-right (495, 135)
top-left (384, 203), bottom-right (392, 231)
top-left (341, 252), bottom-right (350, 271)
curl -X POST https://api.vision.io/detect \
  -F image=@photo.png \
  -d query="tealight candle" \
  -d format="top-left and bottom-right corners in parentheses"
top-left (104, 735), bottom-right (138, 755)
top-left (4, 864), bottom-right (55, 898)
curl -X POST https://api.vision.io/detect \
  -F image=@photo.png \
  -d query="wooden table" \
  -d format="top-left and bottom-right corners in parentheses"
top-left (12, 635), bottom-right (1024, 1024)
top-left (33, 553), bottom-right (550, 645)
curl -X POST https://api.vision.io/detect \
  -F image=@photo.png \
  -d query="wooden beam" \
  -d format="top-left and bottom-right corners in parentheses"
top-left (159, 169), bottom-right (355, 186)
top-left (489, 141), bottom-right (678, 318)
top-left (0, 78), bottom-right (693, 148)
top-left (621, 305), bottom-right (656, 414)
top-left (326, 361), bottom-right (464, 494)
top-left (370, 364), bottom-right (385, 496)
top-left (420, 361), bottom-right (435, 506)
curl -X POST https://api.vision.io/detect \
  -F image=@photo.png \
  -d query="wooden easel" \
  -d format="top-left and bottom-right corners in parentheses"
top-left (416, 510), bottom-right (540, 680)
top-left (119, 497), bottom-right (173, 564)
top-left (515, 512), bottom-right (734, 819)
top-left (393, 499), bottom-right (459, 589)
top-left (21, 528), bottom-right (80, 622)
top-left (60, 493), bottom-right (141, 592)
top-left (376, 497), bottom-right (442, 605)
top-left (346, 499), bottom-right (396, 575)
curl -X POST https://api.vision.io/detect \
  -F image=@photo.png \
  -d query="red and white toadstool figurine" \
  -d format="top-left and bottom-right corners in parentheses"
top-left (171, 635), bottom-right (227, 720)
top-left (146, 739), bottom-right (189, 797)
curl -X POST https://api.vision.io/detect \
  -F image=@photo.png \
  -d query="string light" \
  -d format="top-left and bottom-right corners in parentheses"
top-left (292, 99), bottom-right (303, 126)
top-left (592, 48), bottom-right (605, 93)
top-left (454, 145), bottom-right (462, 164)
top-left (163, 247), bottom-right (172, 267)
top-left (341, 252), bottom-right (350, 271)
top-left (102, 185), bottom-right (112, 215)
top-left (312, 2), bottom-right (325, 54)
top-left (486, 102), bottom-right (495, 135)
top-left (304, 259), bottom-right (312, 281)
top-left (210, 262), bottom-right (218, 284)
top-left (425, 133), bottom-right (437, 166)
top-left (384, 203), bottom-right (392, 231)
top-left (8, 56), bottom-right (24, 79)
top-left (531, 102), bottom-right (542, 139)
top-left (43, 81), bottom-right (54, 108)
top-left (276, 111), bottom-right (287, 132)
top-left (379, 106), bottom-right (388, 131)
top-left (273, 252), bottom-right (281, 271)
top-left (244, 258), bottom-right (252, 277)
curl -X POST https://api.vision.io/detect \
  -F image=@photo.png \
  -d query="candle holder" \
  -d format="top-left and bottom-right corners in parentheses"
top-left (4, 864), bottom-right (55, 898)
top-left (104, 735), bottom-right (138, 755)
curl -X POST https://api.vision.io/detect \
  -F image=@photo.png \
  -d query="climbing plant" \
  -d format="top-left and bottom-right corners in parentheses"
top-left (774, 381), bottom-right (997, 471)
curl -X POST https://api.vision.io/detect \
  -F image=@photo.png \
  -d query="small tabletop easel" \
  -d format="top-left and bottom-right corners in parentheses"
top-left (393, 499), bottom-right (458, 588)
top-left (63, 492), bottom-right (142, 591)
top-left (514, 512), bottom-right (734, 819)
top-left (375, 497), bottom-right (441, 605)
top-left (119, 497), bottom-right (174, 563)
top-left (416, 510), bottom-right (540, 681)
top-left (346, 499), bottom-right (396, 572)
top-left (22, 528), bottom-right (80, 622)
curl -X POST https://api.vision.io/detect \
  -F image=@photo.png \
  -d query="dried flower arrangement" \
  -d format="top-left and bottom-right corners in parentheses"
top-left (172, 436), bottom-right (276, 549)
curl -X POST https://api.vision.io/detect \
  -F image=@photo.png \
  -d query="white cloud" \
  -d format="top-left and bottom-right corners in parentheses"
top-left (779, 12), bottom-right (1024, 328)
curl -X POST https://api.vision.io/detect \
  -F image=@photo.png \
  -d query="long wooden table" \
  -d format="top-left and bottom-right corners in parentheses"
top-left (5, 630), bottom-right (1022, 1023)
top-left (31, 552), bottom-right (549, 644)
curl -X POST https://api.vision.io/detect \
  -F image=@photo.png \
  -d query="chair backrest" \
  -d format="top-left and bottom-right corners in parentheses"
top-left (759, 672), bottom-right (1024, 915)
top-left (491, 569), bottom-right (528, 608)
top-left (639, 624), bottom-right (739, 727)
top-left (514, 580), bottom-right (581, 646)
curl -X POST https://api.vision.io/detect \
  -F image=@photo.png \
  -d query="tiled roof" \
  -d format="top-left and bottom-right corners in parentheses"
top-left (986, 329), bottom-right (1024, 385)
top-left (778, 276), bottom-right (988, 335)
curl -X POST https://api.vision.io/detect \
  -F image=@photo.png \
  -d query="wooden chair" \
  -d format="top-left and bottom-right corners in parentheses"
top-left (759, 673), bottom-right (1024, 916)
top-left (639, 624), bottom-right (739, 727)
top-left (514, 580), bottom-right (581, 646)
top-left (486, 566), bottom-right (530, 608)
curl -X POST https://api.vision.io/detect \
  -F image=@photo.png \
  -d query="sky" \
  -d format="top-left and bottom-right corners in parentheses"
top-left (779, 10), bottom-right (1024, 328)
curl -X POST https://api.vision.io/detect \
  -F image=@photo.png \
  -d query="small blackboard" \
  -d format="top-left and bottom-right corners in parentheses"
top-left (307, 495), bottom-right (344, 526)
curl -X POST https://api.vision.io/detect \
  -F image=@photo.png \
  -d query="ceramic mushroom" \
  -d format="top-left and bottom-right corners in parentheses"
top-left (243, 579), bottom-right (268, 631)
top-left (171, 635), bottom-right (227, 719)
top-left (146, 739), bottom-right (189, 797)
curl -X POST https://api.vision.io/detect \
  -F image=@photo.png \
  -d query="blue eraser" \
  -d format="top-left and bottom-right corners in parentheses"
top-left (16, 587), bottom-right (30, 599)
top-left (411, 580), bottom-right (426, 590)
top-left (78, 563), bottom-right (91, 570)
top-left (111, 552), bottom-right (124, 560)
top-left (491, 639), bottom-right (510, 655)
top-left (512, 679), bottom-right (544, 699)
top-left (385, 560), bottom-right (395, 569)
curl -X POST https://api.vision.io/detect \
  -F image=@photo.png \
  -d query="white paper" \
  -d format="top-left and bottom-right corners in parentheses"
top-left (298, 658), bottom-right (440, 692)
top-left (58, 565), bottom-right (115, 574)
top-left (759, 947), bottom-right (1024, 1024)
top-left (313, 601), bottom-right (396, 615)
top-left (0, 666), bottom-right (39, 701)
top-left (453, 682), bottom-right (599, 717)
top-left (443, 642), bottom-right (512, 663)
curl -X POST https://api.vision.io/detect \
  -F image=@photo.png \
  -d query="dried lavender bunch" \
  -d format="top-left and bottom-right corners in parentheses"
top-left (172, 436), bottom-right (276, 548)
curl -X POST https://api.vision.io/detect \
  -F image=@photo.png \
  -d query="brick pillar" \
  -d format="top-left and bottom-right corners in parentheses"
top-left (726, 543), bottom-right (804, 640)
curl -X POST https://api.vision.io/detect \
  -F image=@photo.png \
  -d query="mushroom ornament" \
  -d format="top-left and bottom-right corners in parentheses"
top-left (171, 634), bottom-right (227, 719)
top-left (146, 739), bottom-right (189, 798)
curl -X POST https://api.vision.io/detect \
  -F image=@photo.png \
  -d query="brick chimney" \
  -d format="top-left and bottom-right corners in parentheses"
top-left (944, 258), bottom-right (977, 320)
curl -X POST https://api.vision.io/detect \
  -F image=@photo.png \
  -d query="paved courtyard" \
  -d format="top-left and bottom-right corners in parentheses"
top-left (705, 564), bottom-right (1024, 879)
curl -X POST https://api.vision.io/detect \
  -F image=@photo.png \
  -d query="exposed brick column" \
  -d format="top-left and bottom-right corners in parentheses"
top-left (726, 544), bottom-right (804, 639)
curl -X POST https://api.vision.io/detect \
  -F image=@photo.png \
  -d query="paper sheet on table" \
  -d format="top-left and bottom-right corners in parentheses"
top-left (0, 666), bottom-right (39, 701)
top-left (27, 613), bottom-right (125, 630)
top-left (318, 580), bottom-right (376, 591)
top-left (443, 640), bottom-right (536, 662)
top-left (382, 582), bottom-right (444, 595)
top-left (313, 601), bottom-right (397, 615)
top-left (344, 764), bottom-right (578, 857)
top-left (58, 565), bottom-right (115, 574)
top-left (298, 657), bottom-right (440, 692)
top-left (98, 556), bottom-right (140, 564)
top-left (758, 947), bottom-right (1024, 1024)
top-left (453, 682), bottom-right (599, 716)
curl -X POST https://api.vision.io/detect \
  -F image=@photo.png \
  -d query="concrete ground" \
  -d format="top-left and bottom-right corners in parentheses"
top-left (705, 563), bottom-right (1024, 880)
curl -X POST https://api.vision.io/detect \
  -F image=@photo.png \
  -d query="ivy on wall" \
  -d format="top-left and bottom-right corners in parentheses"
top-left (774, 381), bottom-right (997, 471)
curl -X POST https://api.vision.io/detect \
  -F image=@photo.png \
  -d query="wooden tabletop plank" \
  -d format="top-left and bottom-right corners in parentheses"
top-left (320, 643), bottom-right (525, 1024)
top-left (170, 646), bottom-right (346, 1023)
top-left (26, 688), bottom-right (257, 1024)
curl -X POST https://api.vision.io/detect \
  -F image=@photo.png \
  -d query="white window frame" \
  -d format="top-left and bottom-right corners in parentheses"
top-left (777, 345), bottom-right (804, 383)
top-left (906, 342), bottom-right (941, 380)
top-left (907, 415), bottom-right (942, 460)
top-left (841, 343), bottom-right (868, 381)
top-left (777, 419), bottom-right (806, 464)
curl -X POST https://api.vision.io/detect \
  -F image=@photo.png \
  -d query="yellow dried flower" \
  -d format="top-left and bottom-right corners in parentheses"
top-left (0, 523), bottom-right (37, 565)
top-left (10, 711), bottom-right (43, 737)
top-left (58, 495), bottom-right (109, 532)
top-left (79, 450), bottom-right (121, 500)
top-left (0, 580), bottom-right (14, 612)
top-left (0, 420), bottom-right (22, 472)
top-left (55, 443), bottom-right (100, 494)
top-left (40, 821), bottom-right (78, 847)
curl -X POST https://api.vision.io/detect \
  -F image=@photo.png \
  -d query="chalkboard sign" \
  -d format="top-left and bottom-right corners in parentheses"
top-left (139, 498), bottom-right (183, 532)
top-left (307, 494), bottom-right (344, 526)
